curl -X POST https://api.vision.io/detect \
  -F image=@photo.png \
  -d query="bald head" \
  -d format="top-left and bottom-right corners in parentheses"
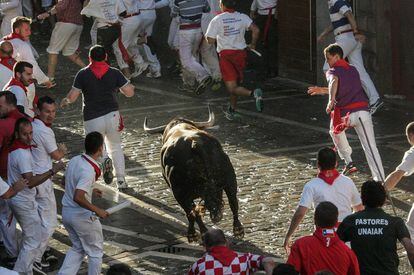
top-left (0, 41), bottom-right (13, 58)
top-left (202, 229), bottom-right (226, 249)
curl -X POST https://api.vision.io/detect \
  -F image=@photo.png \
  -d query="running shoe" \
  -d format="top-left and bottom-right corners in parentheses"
top-left (222, 106), bottom-right (241, 121)
top-left (117, 177), bottom-right (128, 190)
top-left (195, 76), bottom-right (212, 95)
top-left (253, 88), bottom-right (264, 112)
top-left (342, 162), bottom-right (358, 175)
top-left (146, 71), bottom-right (162, 79)
top-left (211, 79), bottom-right (222, 91)
top-left (369, 99), bottom-right (384, 115)
top-left (33, 261), bottom-right (47, 275)
top-left (102, 157), bottom-right (114, 184)
top-left (131, 63), bottom-right (149, 78)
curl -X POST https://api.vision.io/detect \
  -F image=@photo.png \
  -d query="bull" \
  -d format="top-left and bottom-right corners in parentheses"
top-left (143, 106), bottom-right (244, 242)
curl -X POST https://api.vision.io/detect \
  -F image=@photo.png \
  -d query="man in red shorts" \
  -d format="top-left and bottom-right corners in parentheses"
top-left (205, 0), bottom-right (262, 120)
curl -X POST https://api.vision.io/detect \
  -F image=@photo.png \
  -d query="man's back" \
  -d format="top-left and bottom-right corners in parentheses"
top-left (287, 228), bottom-right (359, 275)
top-left (337, 208), bottom-right (410, 275)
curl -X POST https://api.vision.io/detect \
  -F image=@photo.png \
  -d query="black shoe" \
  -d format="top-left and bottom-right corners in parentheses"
top-left (43, 249), bottom-right (58, 265)
top-left (102, 157), bottom-right (114, 184)
top-left (195, 76), bottom-right (212, 95)
top-left (342, 162), bottom-right (358, 175)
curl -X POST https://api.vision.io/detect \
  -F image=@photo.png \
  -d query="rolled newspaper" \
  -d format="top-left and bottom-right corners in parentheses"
top-left (249, 48), bottom-right (262, 57)
top-left (106, 201), bottom-right (132, 215)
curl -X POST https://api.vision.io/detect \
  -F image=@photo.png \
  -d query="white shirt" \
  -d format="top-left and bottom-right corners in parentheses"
top-left (0, 64), bottom-right (12, 91)
top-left (397, 146), bottom-right (414, 176)
top-left (299, 174), bottom-right (362, 221)
top-left (81, 0), bottom-right (126, 28)
top-left (62, 154), bottom-right (97, 214)
top-left (0, 176), bottom-right (10, 197)
top-left (6, 38), bottom-right (49, 84)
top-left (137, 0), bottom-right (155, 10)
top-left (122, 0), bottom-right (140, 14)
top-left (4, 84), bottom-right (34, 118)
top-left (250, 0), bottom-right (277, 15)
top-left (7, 148), bottom-right (35, 202)
top-left (32, 118), bottom-right (58, 197)
top-left (205, 11), bottom-right (252, 52)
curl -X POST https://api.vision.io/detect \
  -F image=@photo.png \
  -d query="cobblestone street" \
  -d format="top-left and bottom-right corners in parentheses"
top-left (32, 66), bottom-right (414, 274)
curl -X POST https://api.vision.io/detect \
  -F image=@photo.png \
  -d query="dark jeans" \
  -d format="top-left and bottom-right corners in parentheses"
top-left (97, 25), bottom-right (120, 58)
top-left (254, 14), bottom-right (278, 77)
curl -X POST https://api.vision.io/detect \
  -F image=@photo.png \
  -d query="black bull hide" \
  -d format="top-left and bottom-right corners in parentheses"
top-left (144, 116), bottom-right (244, 242)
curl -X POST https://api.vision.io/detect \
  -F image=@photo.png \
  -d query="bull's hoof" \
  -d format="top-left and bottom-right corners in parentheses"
top-left (233, 225), bottom-right (245, 239)
top-left (187, 232), bottom-right (199, 243)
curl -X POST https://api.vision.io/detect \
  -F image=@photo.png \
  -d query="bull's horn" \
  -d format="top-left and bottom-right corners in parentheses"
top-left (143, 117), bottom-right (167, 134)
top-left (193, 105), bottom-right (215, 129)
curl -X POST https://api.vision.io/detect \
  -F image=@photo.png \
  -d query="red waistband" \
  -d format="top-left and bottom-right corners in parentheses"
top-left (331, 101), bottom-right (368, 134)
top-left (180, 23), bottom-right (201, 30)
top-left (219, 49), bottom-right (246, 56)
top-left (123, 12), bottom-right (140, 18)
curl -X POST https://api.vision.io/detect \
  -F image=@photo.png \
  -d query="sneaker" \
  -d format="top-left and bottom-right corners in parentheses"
top-left (342, 162), bottom-right (358, 175)
top-left (117, 178), bottom-right (128, 189)
top-left (195, 76), bottom-right (212, 95)
top-left (102, 157), bottom-right (114, 184)
top-left (131, 63), bottom-right (149, 78)
top-left (33, 261), bottom-right (47, 275)
top-left (211, 79), bottom-right (222, 91)
top-left (146, 71), bottom-right (162, 78)
top-left (222, 106), bottom-right (241, 121)
top-left (253, 88), bottom-right (264, 112)
top-left (43, 249), bottom-right (58, 265)
top-left (369, 99), bottom-right (384, 115)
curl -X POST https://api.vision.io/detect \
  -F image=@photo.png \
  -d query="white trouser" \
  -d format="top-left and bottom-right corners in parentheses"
top-left (330, 110), bottom-right (385, 181)
top-left (407, 205), bottom-right (414, 243)
top-left (113, 15), bottom-right (146, 69)
top-left (9, 199), bottom-right (42, 274)
top-left (323, 33), bottom-right (380, 105)
top-left (0, 200), bottom-right (17, 257)
top-left (21, 0), bottom-right (33, 18)
top-left (200, 40), bottom-right (221, 81)
top-left (84, 111), bottom-right (125, 180)
top-left (179, 29), bottom-right (209, 83)
top-left (35, 180), bottom-right (57, 262)
top-left (168, 17), bottom-right (180, 50)
top-left (58, 208), bottom-right (103, 275)
top-left (90, 20), bottom-right (98, 45)
top-left (136, 10), bottom-right (161, 73)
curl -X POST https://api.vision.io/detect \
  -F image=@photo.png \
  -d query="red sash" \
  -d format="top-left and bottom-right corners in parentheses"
top-left (262, 6), bottom-right (276, 46)
top-left (81, 155), bottom-right (101, 181)
top-left (331, 101), bottom-right (368, 134)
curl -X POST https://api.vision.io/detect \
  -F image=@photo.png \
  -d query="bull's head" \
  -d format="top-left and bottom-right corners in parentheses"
top-left (205, 190), bottom-right (225, 224)
top-left (143, 105), bottom-right (215, 134)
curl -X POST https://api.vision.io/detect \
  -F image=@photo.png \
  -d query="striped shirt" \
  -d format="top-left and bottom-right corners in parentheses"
top-left (172, 0), bottom-right (210, 25)
top-left (328, 0), bottom-right (352, 36)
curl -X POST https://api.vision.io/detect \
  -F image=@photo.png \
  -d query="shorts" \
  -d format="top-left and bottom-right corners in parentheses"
top-left (219, 49), bottom-right (247, 82)
top-left (47, 22), bottom-right (83, 56)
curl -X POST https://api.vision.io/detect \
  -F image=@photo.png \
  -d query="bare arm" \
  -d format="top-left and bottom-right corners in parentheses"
top-left (326, 75), bottom-right (339, 114)
top-left (353, 203), bottom-right (364, 212)
top-left (318, 25), bottom-right (333, 43)
top-left (248, 23), bottom-right (260, 49)
top-left (120, 83), bottom-right (135, 97)
top-left (22, 162), bottom-right (64, 189)
top-left (344, 11), bottom-right (358, 33)
top-left (0, 178), bottom-right (28, 199)
top-left (385, 170), bottom-right (405, 191)
top-left (74, 189), bottom-right (109, 219)
top-left (283, 206), bottom-right (308, 253)
top-left (308, 86), bottom-right (329, 96)
top-left (261, 257), bottom-right (276, 275)
top-left (60, 88), bottom-right (81, 108)
top-left (401, 237), bottom-right (414, 269)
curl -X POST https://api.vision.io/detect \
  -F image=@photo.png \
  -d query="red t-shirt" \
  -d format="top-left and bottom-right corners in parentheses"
top-left (287, 228), bottom-right (360, 275)
top-left (0, 109), bottom-right (24, 178)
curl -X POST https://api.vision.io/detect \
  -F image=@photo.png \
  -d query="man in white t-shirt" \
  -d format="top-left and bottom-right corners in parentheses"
top-left (0, 41), bottom-right (15, 90)
top-left (7, 117), bottom-right (64, 274)
top-left (283, 147), bottom-right (364, 254)
top-left (32, 96), bottom-right (67, 269)
top-left (4, 60), bottom-right (34, 117)
top-left (205, 0), bottom-right (263, 121)
top-left (385, 122), bottom-right (414, 241)
top-left (58, 132), bottom-right (109, 275)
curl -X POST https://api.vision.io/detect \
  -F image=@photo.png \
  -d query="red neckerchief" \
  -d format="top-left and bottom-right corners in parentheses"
top-left (209, 246), bottom-right (237, 266)
top-left (0, 57), bottom-right (16, 70)
top-left (87, 60), bottom-right (110, 80)
top-left (3, 32), bottom-right (25, 41)
top-left (35, 117), bottom-right (51, 128)
top-left (223, 8), bottom-right (235, 12)
top-left (9, 139), bottom-right (35, 153)
top-left (318, 169), bottom-right (340, 185)
top-left (7, 108), bottom-right (24, 119)
top-left (81, 154), bottom-right (101, 181)
top-left (333, 59), bottom-right (350, 70)
top-left (313, 227), bottom-right (339, 247)
top-left (6, 78), bottom-right (28, 94)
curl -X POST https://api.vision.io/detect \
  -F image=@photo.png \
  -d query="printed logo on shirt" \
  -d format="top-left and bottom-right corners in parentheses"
top-left (355, 218), bottom-right (389, 236)
top-left (223, 18), bottom-right (243, 36)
